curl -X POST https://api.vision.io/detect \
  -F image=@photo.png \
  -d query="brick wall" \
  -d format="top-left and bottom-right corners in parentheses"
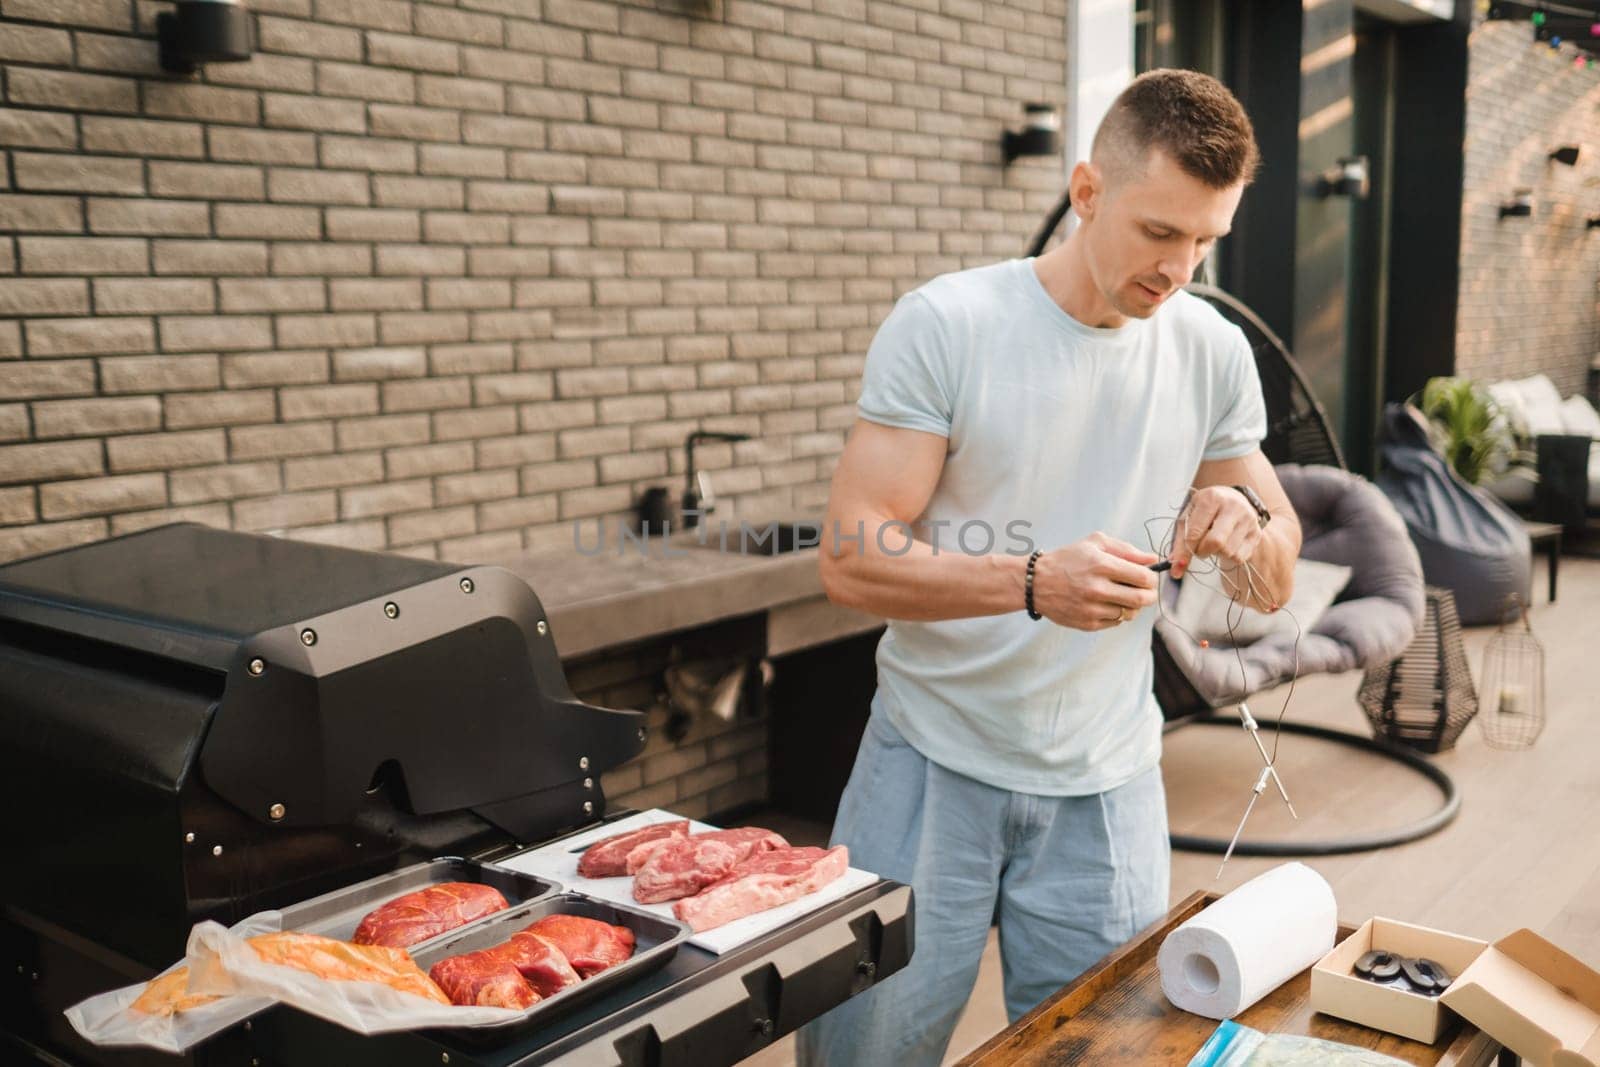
top-left (0, 0), bottom-right (1062, 824)
top-left (1458, 19), bottom-right (1600, 395)
top-left (0, 0), bottom-right (1066, 567)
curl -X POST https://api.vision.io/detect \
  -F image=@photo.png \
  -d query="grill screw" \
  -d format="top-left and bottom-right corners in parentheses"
top-left (583, 801), bottom-right (594, 815)
top-left (583, 778), bottom-right (593, 790)
top-left (212, 845), bottom-right (223, 857)
top-left (269, 803), bottom-right (285, 821)
top-left (185, 832), bottom-right (195, 844)
top-left (384, 602), bottom-right (399, 619)
top-left (459, 577), bottom-right (474, 594)
top-left (579, 756), bottom-right (589, 771)
top-left (299, 628), bottom-right (316, 646)
top-left (536, 620), bottom-right (548, 636)
top-left (248, 658), bottom-right (265, 675)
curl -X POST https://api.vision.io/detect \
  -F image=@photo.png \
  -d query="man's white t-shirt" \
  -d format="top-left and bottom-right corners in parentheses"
top-left (855, 257), bottom-right (1267, 796)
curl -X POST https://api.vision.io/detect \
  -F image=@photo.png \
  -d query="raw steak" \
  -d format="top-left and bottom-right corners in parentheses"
top-left (524, 914), bottom-right (636, 977)
top-left (352, 881), bottom-right (509, 949)
top-left (577, 820), bottom-right (690, 878)
top-left (674, 845), bottom-right (850, 933)
top-left (631, 827), bottom-right (787, 904)
top-left (498, 932), bottom-right (582, 997)
top-left (428, 931), bottom-right (580, 1008)
top-left (428, 954), bottom-right (538, 1010)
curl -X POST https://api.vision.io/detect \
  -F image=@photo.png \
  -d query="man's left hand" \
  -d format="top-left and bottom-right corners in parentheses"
top-left (1169, 486), bottom-right (1263, 578)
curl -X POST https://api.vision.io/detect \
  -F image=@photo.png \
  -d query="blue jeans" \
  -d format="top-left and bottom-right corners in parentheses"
top-left (795, 692), bottom-right (1171, 1067)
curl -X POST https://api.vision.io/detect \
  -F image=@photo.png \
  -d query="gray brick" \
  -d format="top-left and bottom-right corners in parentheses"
top-left (14, 153), bottom-right (142, 196)
top-left (19, 237), bottom-right (145, 275)
top-left (109, 503), bottom-right (229, 537)
top-left (229, 419), bottom-right (336, 460)
top-left (216, 203), bottom-right (322, 240)
top-left (0, 360), bottom-right (95, 400)
top-left (38, 472), bottom-right (164, 520)
top-left (386, 441), bottom-right (475, 479)
top-left (333, 347), bottom-right (427, 385)
top-left (417, 73), bottom-right (504, 112)
top-left (369, 30), bottom-right (460, 73)
top-left (24, 317), bottom-right (153, 357)
top-left (95, 278), bottom-right (214, 315)
top-left (100, 354), bottom-right (221, 393)
top-left (0, 23), bottom-right (74, 65)
top-left (142, 82), bottom-right (259, 124)
top-left (268, 167), bottom-right (370, 205)
top-left (222, 351), bottom-right (330, 388)
top-left (0, 404), bottom-right (31, 443)
top-left (154, 240), bottom-right (269, 276)
top-left (380, 310), bottom-right (470, 344)
top-left (107, 429), bottom-right (227, 472)
top-left (7, 68), bottom-right (136, 114)
top-left (315, 59), bottom-right (416, 104)
top-left (164, 389), bottom-right (276, 429)
top-left (370, 104), bottom-right (461, 142)
top-left (0, 108), bottom-right (76, 150)
top-left (435, 403), bottom-right (515, 440)
top-left (340, 477), bottom-right (432, 518)
top-left (311, 0), bottom-right (411, 32)
top-left (285, 451), bottom-right (385, 490)
top-left (88, 197), bottom-right (205, 236)
top-left (234, 490), bottom-right (337, 531)
top-left (320, 134), bottom-right (417, 173)
top-left (257, 15), bottom-right (363, 60)
top-left (382, 376), bottom-right (471, 412)
top-left (209, 127), bottom-right (318, 166)
top-left (169, 461), bottom-right (282, 504)
top-left (278, 312), bottom-right (377, 348)
top-left (331, 278), bottom-right (421, 311)
top-left (281, 383), bottom-right (379, 420)
top-left (416, 5), bottom-right (504, 45)
top-left (271, 242), bottom-right (373, 275)
top-left (33, 396), bottom-right (160, 438)
top-left (336, 412), bottom-right (430, 450)
top-left (263, 93), bottom-right (365, 133)
top-left (325, 208), bottom-right (420, 244)
top-left (0, 278), bottom-right (89, 316)
top-left (220, 278), bottom-right (327, 313)
top-left (387, 504), bottom-right (476, 545)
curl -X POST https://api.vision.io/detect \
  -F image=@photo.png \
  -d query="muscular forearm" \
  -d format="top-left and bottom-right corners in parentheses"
top-left (818, 518), bottom-right (1030, 622)
top-left (1219, 515), bottom-right (1300, 613)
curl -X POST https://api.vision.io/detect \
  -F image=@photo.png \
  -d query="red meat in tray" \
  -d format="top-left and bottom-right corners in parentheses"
top-left (524, 914), bottom-right (636, 978)
top-left (429, 931), bottom-right (580, 1008)
top-left (352, 882), bottom-right (510, 949)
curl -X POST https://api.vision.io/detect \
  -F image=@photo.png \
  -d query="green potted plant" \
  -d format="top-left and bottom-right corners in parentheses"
top-left (1414, 376), bottom-right (1517, 486)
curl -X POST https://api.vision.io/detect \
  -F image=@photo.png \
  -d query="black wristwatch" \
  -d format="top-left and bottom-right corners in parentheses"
top-left (1232, 484), bottom-right (1271, 529)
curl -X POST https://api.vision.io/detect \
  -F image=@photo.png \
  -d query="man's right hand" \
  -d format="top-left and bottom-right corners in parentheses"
top-left (1031, 533), bottom-right (1160, 631)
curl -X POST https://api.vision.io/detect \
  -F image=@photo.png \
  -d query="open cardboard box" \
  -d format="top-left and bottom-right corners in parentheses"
top-left (1439, 928), bottom-right (1600, 1067)
top-left (1311, 916), bottom-right (1488, 1044)
top-left (1313, 919), bottom-right (1600, 1065)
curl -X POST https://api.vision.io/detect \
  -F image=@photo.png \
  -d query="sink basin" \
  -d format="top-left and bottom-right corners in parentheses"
top-left (689, 519), bottom-right (823, 555)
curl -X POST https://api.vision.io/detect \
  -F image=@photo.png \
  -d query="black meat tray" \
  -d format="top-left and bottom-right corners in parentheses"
top-left (277, 857), bottom-right (559, 948)
top-left (409, 892), bottom-right (691, 1040)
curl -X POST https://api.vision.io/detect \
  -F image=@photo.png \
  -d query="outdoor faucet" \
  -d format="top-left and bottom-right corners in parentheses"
top-left (682, 430), bottom-right (751, 529)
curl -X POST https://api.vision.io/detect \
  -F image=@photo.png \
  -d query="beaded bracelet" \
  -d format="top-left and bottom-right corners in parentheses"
top-left (1024, 549), bottom-right (1043, 620)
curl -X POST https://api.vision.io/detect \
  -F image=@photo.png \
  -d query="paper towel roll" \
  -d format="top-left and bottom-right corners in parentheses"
top-left (1157, 862), bottom-right (1337, 1019)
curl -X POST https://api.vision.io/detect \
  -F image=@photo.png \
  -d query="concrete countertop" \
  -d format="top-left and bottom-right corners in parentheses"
top-left (485, 534), bottom-right (878, 659)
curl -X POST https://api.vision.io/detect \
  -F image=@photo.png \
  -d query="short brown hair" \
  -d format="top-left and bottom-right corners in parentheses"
top-left (1092, 69), bottom-right (1259, 188)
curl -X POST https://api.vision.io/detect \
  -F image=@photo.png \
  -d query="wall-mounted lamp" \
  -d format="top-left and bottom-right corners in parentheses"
top-left (1315, 155), bottom-right (1370, 199)
top-left (1550, 144), bottom-right (1582, 166)
top-left (159, 0), bottom-right (254, 75)
top-left (1002, 103), bottom-right (1061, 165)
top-left (1499, 189), bottom-right (1534, 218)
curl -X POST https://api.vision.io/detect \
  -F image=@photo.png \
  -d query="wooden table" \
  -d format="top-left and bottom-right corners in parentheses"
top-left (957, 891), bottom-right (1513, 1066)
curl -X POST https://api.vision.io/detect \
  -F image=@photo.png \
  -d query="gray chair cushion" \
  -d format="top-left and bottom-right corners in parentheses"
top-left (1153, 464), bottom-right (1425, 706)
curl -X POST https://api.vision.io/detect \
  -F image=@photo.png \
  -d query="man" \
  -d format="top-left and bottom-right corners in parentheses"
top-left (796, 69), bottom-right (1302, 1066)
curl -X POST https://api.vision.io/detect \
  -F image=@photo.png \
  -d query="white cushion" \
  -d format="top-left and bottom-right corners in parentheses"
top-left (1517, 374), bottom-right (1568, 437)
top-left (1560, 395), bottom-right (1600, 438)
top-left (1171, 556), bottom-right (1353, 645)
top-left (1486, 380), bottom-right (1530, 438)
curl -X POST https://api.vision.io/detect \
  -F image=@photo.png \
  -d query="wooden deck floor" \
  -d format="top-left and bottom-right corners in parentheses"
top-left (745, 553), bottom-right (1600, 1065)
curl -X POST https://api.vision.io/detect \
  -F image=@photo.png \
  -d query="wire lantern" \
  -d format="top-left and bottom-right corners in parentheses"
top-left (1477, 595), bottom-right (1546, 751)
top-left (1358, 587), bottom-right (1478, 753)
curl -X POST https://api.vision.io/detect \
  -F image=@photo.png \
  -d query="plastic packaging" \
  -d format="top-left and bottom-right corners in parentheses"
top-left (63, 910), bottom-right (525, 1054)
top-left (1188, 1019), bottom-right (1413, 1067)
